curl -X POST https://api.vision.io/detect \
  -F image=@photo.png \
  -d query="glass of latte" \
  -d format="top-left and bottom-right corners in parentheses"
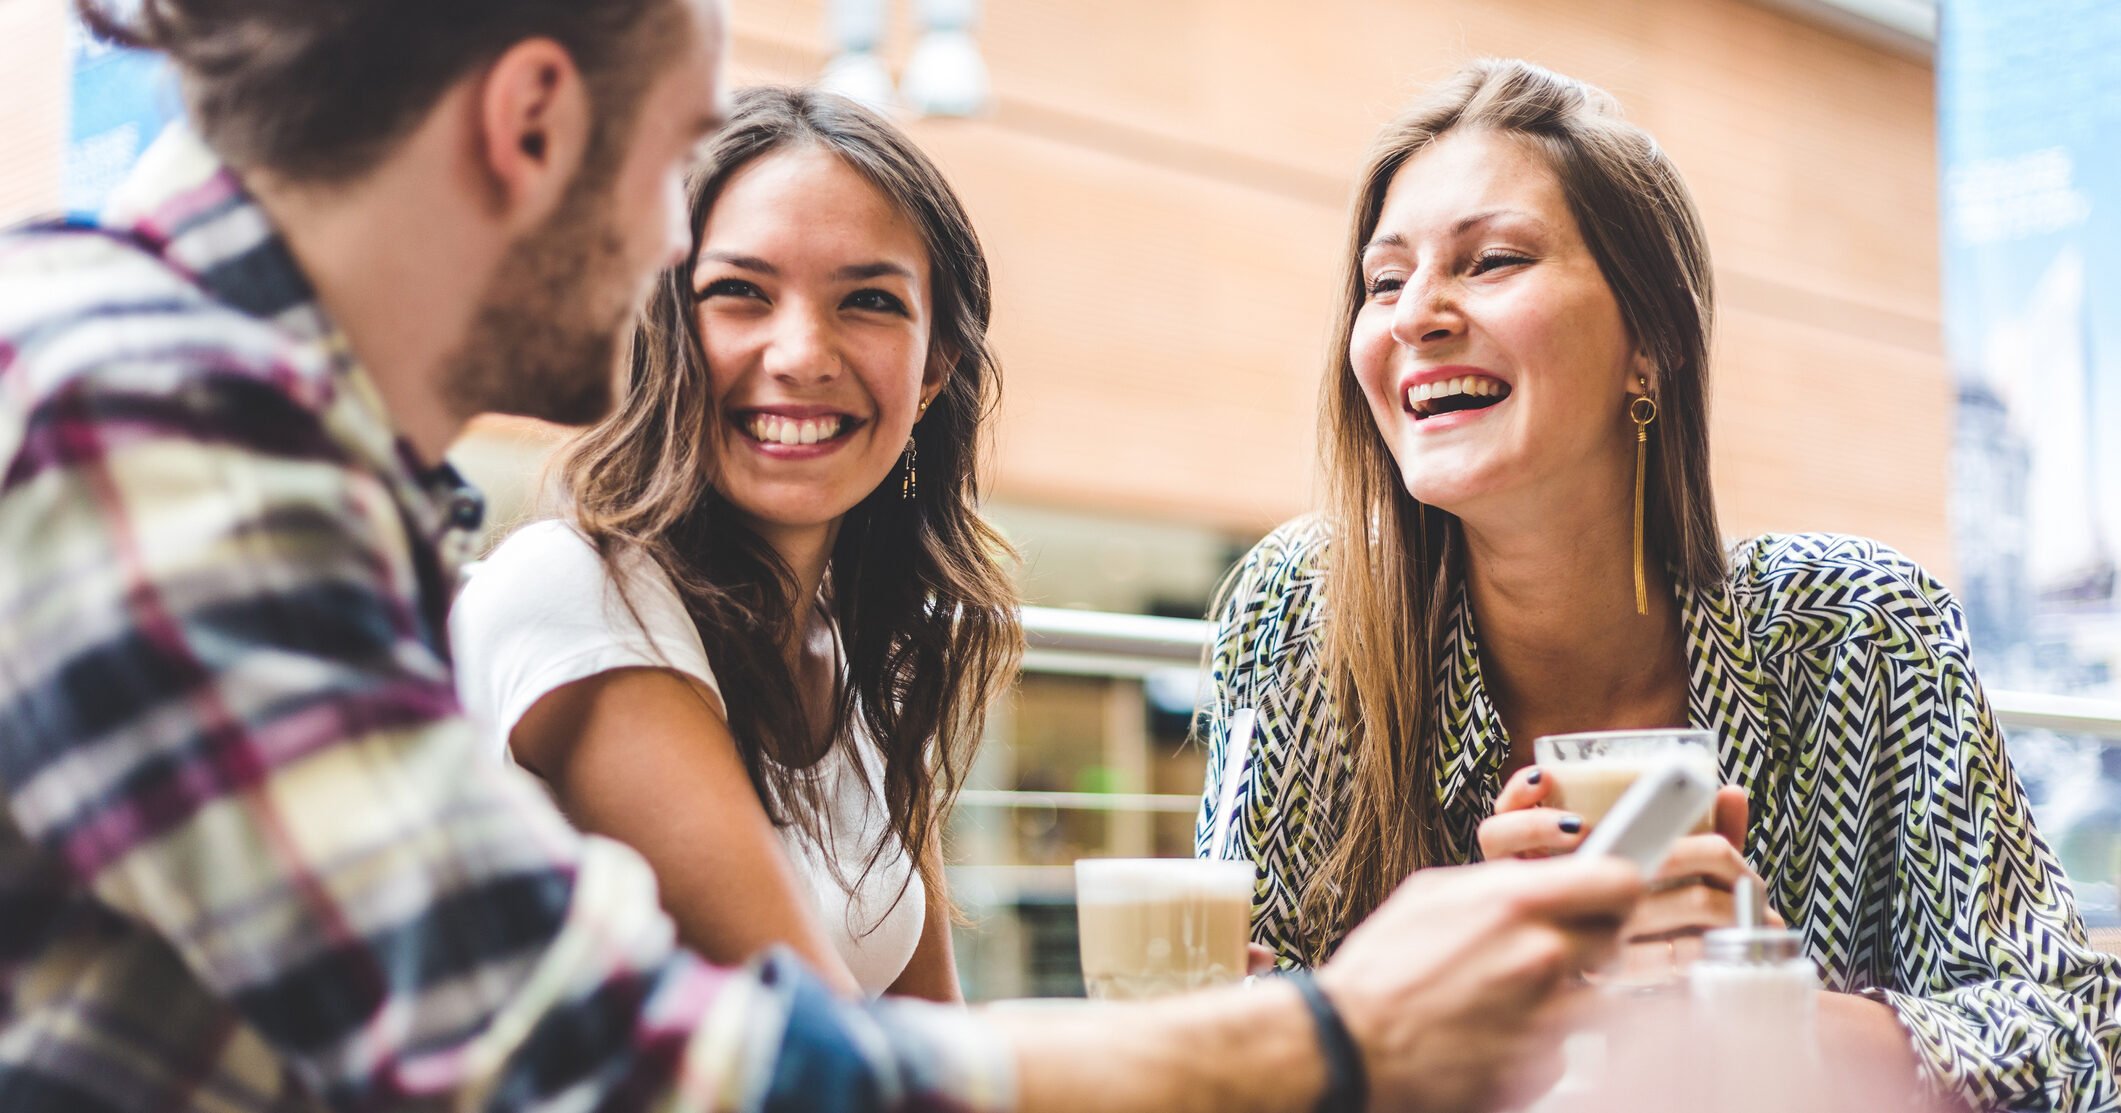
top-left (1536, 729), bottom-right (1722, 992)
top-left (1074, 858), bottom-right (1253, 1001)
top-left (1534, 728), bottom-right (1720, 835)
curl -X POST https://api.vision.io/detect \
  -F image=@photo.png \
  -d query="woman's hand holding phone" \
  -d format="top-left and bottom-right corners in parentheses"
top-left (1479, 764), bottom-right (1782, 969)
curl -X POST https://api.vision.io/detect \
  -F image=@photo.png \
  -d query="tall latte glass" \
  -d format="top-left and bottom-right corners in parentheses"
top-left (1535, 728), bottom-right (1720, 835)
top-left (1075, 858), bottom-right (1252, 1000)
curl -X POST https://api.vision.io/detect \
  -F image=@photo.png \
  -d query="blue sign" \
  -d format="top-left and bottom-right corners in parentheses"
top-left (1941, 0), bottom-right (2121, 922)
top-left (63, 16), bottom-right (178, 215)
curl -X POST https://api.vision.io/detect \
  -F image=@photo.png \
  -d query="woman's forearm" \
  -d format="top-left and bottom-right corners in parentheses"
top-left (521, 668), bottom-right (869, 998)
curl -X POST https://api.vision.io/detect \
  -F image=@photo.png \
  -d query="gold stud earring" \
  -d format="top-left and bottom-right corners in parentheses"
top-left (1629, 375), bottom-right (1659, 616)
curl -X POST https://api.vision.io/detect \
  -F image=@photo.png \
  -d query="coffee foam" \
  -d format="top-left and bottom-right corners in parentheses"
top-left (1074, 858), bottom-right (1254, 904)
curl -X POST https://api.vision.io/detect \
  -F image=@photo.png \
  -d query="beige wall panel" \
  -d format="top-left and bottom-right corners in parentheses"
top-left (0, 0), bottom-right (69, 226)
top-left (1713, 302), bottom-right (1952, 573)
top-left (1644, 3), bottom-right (1938, 321)
top-left (0, 2), bottom-right (1954, 582)
top-left (730, 0), bottom-right (1937, 308)
top-left (908, 119), bottom-right (1341, 535)
top-left (721, 0), bottom-right (1950, 569)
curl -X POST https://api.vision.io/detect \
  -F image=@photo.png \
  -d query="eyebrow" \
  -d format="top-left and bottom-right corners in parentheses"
top-left (698, 251), bottom-right (776, 276)
top-left (695, 254), bottom-right (916, 284)
top-left (1451, 208), bottom-right (1547, 236)
top-left (1362, 231), bottom-right (1408, 258)
top-left (835, 261), bottom-right (916, 282)
top-left (1360, 208), bottom-right (1550, 259)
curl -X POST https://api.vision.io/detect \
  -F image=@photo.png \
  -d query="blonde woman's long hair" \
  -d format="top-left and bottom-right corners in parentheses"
top-left (1303, 59), bottom-right (1726, 962)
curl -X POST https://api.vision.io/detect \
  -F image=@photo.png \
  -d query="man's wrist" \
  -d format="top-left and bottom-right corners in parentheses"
top-left (1283, 970), bottom-right (1368, 1113)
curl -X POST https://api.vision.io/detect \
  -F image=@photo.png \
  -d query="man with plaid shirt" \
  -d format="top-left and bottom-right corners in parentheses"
top-left (0, 2), bottom-right (1641, 1110)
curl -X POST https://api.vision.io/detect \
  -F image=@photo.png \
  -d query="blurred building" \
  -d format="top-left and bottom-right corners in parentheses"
top-left (697, 0), bottom-right (1953, 574)
top-left (707, 0), bottom-right (1950, 995)
top-left (733, 0), bottom-right (1956, 995)
top-left (0, 0), bottom-right (1954, 582)
top-left (1, 0), bottom-right (1958, 995)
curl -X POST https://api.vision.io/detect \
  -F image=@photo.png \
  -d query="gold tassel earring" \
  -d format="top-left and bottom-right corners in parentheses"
top-left (901, 398), bottom-right (930, 501)
top-left (1629, 376), bottom-right (1658, 616)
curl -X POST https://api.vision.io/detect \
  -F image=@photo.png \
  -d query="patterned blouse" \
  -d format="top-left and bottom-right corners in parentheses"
top-left (1196, 518), bottom-right (2121, 1112)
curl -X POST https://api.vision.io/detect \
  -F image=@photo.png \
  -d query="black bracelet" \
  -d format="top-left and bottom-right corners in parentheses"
top-left (1284, 970), bottom-right (1368, 1113)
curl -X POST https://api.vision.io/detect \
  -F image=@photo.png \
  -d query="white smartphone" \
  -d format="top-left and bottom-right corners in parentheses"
top-left (1572, 755), bottom-right (1719, 875)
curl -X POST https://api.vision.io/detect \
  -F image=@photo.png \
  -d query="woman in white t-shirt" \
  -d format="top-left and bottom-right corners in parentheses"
top-left (451, 87), bottom-right (1020, 1001)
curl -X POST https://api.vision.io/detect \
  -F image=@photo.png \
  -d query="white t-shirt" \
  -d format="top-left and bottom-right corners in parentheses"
top-left (449, 519), bottom-right (925, 997)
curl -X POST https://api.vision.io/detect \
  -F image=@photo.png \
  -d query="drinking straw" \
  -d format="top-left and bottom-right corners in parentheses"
top-left (1206, 708), bottom-right (1258, 862)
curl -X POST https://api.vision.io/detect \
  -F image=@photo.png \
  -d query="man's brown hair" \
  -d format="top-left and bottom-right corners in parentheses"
top-left (73, 0), bottom-right (692, 183)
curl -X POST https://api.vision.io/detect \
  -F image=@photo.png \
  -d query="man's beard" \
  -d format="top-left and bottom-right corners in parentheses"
top-left (442, 174), bottom-right (636, 427)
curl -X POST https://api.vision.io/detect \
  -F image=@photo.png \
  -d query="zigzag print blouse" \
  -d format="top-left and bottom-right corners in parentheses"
top-left (1196, 519), bottom-right (2121, 1112)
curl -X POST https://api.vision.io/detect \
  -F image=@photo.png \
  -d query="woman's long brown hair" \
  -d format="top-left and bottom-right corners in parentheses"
top-left (559, 87), bottom-right (1021, 915)
top-left (1299, 59), bottom-right (1726, 962)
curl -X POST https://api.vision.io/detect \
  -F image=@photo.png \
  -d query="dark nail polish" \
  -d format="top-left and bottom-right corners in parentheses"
top-left (1558, 815), bottom-right (1583, 835)
top-left (1527, 768), bottom-right (1543, 785)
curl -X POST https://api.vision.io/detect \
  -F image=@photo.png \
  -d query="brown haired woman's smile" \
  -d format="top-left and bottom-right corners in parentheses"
top-left (732, 406), bottom-right (866, 456)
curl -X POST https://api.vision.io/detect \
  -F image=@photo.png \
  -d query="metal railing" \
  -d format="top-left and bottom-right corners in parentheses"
top-left (1026, 605), bottom-right (2121, 738)
top-left (962, 606), bottom-right (2121, 819)
top-left (1019, 606), bottom-right (1212, 679)
top-left (956, 789), bottom-right (1198, 814)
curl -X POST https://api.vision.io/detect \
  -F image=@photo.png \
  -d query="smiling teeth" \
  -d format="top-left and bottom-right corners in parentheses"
top-left (747, 415), bottom-right (845, 446)
top-left (1406, 376), bottom-right (1507, 413)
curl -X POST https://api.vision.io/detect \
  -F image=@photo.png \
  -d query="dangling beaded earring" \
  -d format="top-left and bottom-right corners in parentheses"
top-left (901, 398), bottom-right (931, 501)
top-left (1629, 375), bottom-right (1659, 616)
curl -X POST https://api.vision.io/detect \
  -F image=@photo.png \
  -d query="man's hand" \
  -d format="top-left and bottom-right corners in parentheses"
top-left (1316, 856), bottom-right (1644, 1113)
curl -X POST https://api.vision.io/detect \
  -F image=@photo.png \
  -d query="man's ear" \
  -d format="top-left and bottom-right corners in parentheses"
top-left (475, 38), bottom-right (592, 231)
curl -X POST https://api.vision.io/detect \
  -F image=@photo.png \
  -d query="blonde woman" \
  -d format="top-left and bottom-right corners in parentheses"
top-left (1197, 59), bottom-right (2120, 1111)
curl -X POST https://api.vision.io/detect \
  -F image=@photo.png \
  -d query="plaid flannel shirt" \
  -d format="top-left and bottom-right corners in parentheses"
top-left (0, 127), bottom-right (1012, 1113)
